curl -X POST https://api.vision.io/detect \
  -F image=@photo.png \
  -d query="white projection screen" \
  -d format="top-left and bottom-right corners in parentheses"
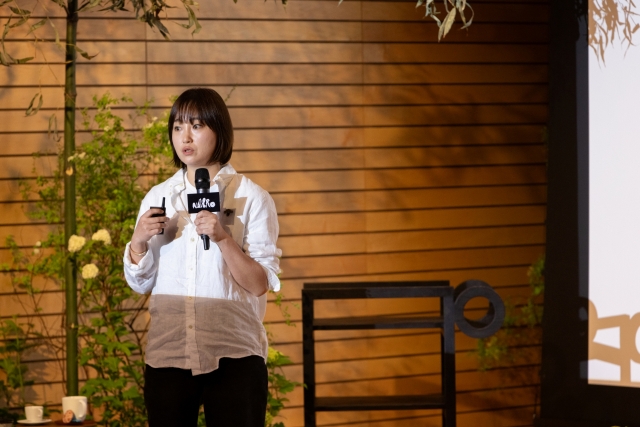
top-left (588, 1), bottom-right (640, 387)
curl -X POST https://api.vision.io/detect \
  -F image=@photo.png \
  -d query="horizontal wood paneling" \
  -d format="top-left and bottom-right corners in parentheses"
top-left (277, 225), bottom-right (545, 257)
top-left (280, 245), bottom-right (544, 279)
top-left (0, 63), bottom-right (548, 86)
top-left (1, 0), bottom-right (547, 424)
top-left (269, 264), bottom-right (542, 302)
top-left (0, 104), bottom-right (546, 134)
top-left (0, 124), bottom-right (547, 158)
top-left (251, 145), bottom-right (544, 171)
top-left (363, 43), bottom-right (548, 63)
top-left (2, 84), bottom-right (549, 111)
top-left (1, 201), bottom-right (545, 229)
top-left (361, 2), bottom-right (549, 23)
top-left (278, 205), bottom-right (546, 235)
top-left (364, 64), bottom-right (548, 84)
top-left (362, 22), bottom-right (548, 43)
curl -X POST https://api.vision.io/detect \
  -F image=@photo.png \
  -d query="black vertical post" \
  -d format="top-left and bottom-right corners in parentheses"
top-left (442, 292), bottom-right (456, 427)
top-left (302, 290), bottom-right (316, 427)
top-left (64, 0), bottom-right (79, 396)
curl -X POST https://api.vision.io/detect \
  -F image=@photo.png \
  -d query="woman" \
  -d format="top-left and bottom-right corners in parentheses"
top-left (123, 88), bottom-right (281, 427)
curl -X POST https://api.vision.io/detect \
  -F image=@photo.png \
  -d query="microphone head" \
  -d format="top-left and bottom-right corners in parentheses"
top-left (195, 168), bottom-right (210, 190)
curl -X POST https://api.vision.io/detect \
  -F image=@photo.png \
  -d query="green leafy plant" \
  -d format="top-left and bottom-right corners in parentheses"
top-left (1, 93), bottom-right (299, 426)
top-left (3, 93), bottom-right (169, 426)
top-left (265, 347), bottom-right (300, 427)
top-left (474, 255), bottom-right (544, 419)
top-left (0, 318), bottom-right (38, 422)
top-left (476, 255), bottom-right (544, 371)
top-left (265, 286), bottom-right (302, 426)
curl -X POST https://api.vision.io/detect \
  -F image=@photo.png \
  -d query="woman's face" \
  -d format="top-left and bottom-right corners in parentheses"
top-left (172, 119), bottom-right (218, 169)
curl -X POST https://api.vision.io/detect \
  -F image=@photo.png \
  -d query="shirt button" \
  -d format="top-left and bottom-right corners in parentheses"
top-left (188, 296), bottom-right (192, 300)
top-left (189, 325), bottom-right (193, 329)
top-left (191, 238), bottom-right (194, 242)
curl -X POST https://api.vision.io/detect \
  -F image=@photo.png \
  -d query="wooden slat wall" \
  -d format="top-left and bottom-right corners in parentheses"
top-left (0, 0), bottom-right (548, 425)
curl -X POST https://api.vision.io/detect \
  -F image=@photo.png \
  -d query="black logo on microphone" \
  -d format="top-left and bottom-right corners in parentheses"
top-left (187, 193), bottom-right (220, 214)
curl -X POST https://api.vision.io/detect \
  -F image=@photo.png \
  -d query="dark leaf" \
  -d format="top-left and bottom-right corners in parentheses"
top-left (46, 18), bottom-right (64, 50)
top-left (14, 56), bottom-right (33, 64)
top-left (25, 92), bottom-right (43, 116)
top-left (48, 113), bottom-right (60, 142)
top-left (78, 0), bottom-right (102, 12)
top-left (49, 0), bottom-right (68, 12)
top-left (75, 45), bottom-right (98, 60)
top-left (9, 6), bottom-right (29, 16)
top-left (0, 52), bottom-right (10, 66)
top-left (27, 18), bottom-right (47, 35)
top-left (8, 15), bottom-right (29, 28)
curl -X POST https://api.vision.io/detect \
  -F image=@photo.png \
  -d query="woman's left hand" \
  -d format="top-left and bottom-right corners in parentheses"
top-left (194, 211), bottom-right (230, 243)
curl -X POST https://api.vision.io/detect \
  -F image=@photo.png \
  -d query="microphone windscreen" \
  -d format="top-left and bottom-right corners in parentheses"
top-left (195, 168), bottom-right (210, 190)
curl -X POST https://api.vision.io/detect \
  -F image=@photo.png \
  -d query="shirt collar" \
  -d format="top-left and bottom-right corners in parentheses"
top-left (214, 163), bottom-right (237, 188)
top-left (168, 164), bottom-right (238, 195)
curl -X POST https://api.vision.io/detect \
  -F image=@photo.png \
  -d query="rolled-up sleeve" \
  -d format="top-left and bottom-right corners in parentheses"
top-left (123, 197), bottom-right (159, 294)
top-left (123, 242), bottom-right (158, 294)
top-left (243, 190), bottom-right (282, 292)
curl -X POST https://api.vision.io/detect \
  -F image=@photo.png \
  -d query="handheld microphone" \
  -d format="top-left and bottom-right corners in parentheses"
top-left (195, 168), bottom-right (211, 250)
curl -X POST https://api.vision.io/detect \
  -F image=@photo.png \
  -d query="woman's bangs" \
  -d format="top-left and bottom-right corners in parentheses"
top-left (174, 101), bottom-right (202, 124)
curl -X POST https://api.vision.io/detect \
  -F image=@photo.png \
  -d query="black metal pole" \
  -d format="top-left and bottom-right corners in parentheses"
top-left (64, 0), bottom-right (78, 396)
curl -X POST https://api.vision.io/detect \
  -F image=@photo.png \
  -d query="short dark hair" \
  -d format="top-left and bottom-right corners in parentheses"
top-left (168, 88), bottom-right (234, 169)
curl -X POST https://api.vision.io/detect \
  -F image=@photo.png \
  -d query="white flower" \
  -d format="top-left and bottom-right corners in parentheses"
top-left (104, 125), bottom-right (111, 132)
top-left (35, 241), bottom-right (41, 247)
top-left (67, 155), bottom-right (75, 162)
top-left (78, 152), bottom-right (86, 159)
top-left (152, 117), bottom-right (158, 122)
top-left (81, 263), bottom-right (99, 279)
top-left (32, 248), bottom-right (40, 255)
top-left (68, 235), bottom-right (86, 253)
top-left (91, 229), bottom-right (111, 245)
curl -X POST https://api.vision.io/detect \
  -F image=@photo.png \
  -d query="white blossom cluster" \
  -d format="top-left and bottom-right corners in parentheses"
top-left (91, 229), bottom-right (111, 245)
top-left (67, 152), bottom-right (87, 162)
top-left (68, 235), bottom-right (86, 253)
top-left (82, 263), bottom-right (99, 279)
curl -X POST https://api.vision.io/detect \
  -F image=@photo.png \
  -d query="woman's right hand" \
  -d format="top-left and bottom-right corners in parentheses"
top-left (130, 208), bottom-right (168, 253)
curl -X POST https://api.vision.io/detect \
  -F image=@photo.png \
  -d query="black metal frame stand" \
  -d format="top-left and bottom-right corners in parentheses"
top-left (302, 281), bottom-right (456, 427)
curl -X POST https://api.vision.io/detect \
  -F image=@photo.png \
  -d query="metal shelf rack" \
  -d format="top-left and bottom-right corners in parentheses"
top-left (302, 281), bottom-right (457, 427)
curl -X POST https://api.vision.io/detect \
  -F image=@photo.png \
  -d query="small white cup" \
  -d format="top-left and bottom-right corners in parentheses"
top-left (62, 396), bottom-right (87, 422)
top-left (24, 405), bottom-right (43, 422)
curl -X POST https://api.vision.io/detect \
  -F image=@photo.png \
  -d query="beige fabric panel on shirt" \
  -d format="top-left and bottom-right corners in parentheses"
top-left (145, 295), bottom-right (267, 375)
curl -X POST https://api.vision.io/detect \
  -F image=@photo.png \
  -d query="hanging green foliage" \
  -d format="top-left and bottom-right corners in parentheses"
top-left (476, 255), bottom-right (545, 371)
top-left (417, 0), bottom-right (474, 41)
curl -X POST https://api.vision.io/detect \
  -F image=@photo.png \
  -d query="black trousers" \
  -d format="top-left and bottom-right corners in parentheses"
top-left (144, 356), bottom-right (268, 427)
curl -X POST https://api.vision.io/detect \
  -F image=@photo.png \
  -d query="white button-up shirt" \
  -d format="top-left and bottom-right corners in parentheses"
top-left (123, 164), bottom-right (281, 374)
